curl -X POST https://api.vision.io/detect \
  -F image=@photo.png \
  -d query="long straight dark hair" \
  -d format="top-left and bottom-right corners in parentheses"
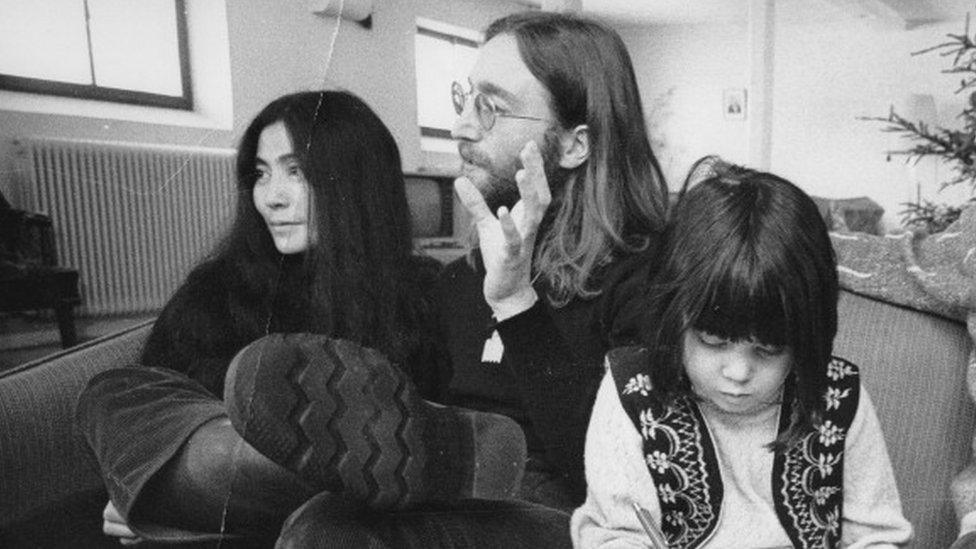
top-left (485, 12), bottom-right (668, 306)
top-left (642, 156), bottom-right (838, 449)
top-left (207, 90), bottom-right (423, 364)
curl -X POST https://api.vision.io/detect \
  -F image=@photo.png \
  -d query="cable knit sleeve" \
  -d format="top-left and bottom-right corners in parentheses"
top-left (842, 386), bottom-right (914, 548)
top-left (571, 368), bottom-right (660, 548)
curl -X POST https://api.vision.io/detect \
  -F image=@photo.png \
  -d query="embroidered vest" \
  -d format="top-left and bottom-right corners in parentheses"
top-left (608, 346), bottom-right (860, 549)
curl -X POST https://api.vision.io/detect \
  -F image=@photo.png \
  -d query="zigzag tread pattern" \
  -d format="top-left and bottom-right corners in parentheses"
top-left (283, 357), bottom-right (315, 475)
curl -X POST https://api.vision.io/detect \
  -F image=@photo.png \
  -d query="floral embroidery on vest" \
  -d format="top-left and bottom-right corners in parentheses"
top-left (608, 347), bottom-right (860, 549)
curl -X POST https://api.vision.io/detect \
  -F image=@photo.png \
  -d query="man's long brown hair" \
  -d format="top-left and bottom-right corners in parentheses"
top-left (486, 12), bottom-right (669, 305)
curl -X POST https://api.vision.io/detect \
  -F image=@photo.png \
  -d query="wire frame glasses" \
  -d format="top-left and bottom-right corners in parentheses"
top-left (451, 80), bottom-right (546, 131)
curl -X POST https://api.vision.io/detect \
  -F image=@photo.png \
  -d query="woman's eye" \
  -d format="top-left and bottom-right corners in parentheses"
top-left (254, 168), bottom-right (270, 182)
top-left (286, 164), bottom-right (304, 178)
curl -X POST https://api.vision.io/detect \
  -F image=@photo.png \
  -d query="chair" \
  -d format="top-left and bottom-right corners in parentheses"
top-left (0, 202), bottom-right (81, 348)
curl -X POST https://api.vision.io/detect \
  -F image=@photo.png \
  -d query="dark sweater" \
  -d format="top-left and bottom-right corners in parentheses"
top-left (434, 242), bottom-right (660, 503)
top-left (141, 254), bottom-right (445, 398)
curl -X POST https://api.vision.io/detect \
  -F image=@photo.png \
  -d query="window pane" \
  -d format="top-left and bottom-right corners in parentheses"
top-left (88, 0), bottom-right (183, 96)
top-left (415, 32), bottom-right (456, 131)
top-left (415, 30), bottom-right (478, 133)
top-left (453, 43), bottom-right (478, 82)
top-left (0, 0), bottom-right (92, 84)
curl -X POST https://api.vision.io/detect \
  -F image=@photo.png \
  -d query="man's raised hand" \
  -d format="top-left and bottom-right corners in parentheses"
top-left (454, 141), bottom-right (551, 318)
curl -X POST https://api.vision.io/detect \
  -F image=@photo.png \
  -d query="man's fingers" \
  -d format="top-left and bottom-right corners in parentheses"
top-left (103, 501), bottom-right (123, 522)
top-left (103, 501), bottom-right (141, 543)
top-left (497, 206), bottom-right (522, 255)
top-left (454, 176), bottom-right (494, 223)
top-left (103, 521), bottom-right (137, 538)
top-left (518, 141), bottom-right (551, 207)
top-left (103, 518), bottom-right (141, 544)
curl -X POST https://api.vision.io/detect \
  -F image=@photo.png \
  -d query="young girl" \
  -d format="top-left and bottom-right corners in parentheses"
top-left (571, 157), bottom-right (912, 548)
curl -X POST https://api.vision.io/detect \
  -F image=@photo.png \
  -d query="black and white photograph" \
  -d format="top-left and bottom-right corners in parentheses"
top-left (0, 1), bottom-right (974, 548)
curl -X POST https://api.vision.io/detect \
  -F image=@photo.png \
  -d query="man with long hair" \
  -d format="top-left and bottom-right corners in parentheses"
top-left (232, 11), bottom-right (670, 547)
top-left (440, 10), bottom-right (669, 510)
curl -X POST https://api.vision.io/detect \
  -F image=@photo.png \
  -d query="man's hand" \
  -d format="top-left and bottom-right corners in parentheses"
top-left (103, 500), bottom-right (143, 545)
top-left (455, 141), bottom-right (552, 319)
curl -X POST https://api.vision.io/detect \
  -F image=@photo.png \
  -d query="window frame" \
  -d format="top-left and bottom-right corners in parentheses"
top-left (415, 22), bottom-right (480, 140)
top-left (0, 0), bottom-right (193, 110)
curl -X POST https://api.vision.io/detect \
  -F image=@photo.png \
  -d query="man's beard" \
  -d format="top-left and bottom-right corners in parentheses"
top-left (458, 127), bottom-right (567, 213)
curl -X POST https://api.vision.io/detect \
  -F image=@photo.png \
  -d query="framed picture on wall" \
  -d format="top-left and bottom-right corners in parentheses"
top-left (723, 88), bottom-right (746, 120)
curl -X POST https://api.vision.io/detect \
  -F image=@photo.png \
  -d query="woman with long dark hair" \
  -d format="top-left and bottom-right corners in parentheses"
top-left (76, 90), bottom-right (522, 545)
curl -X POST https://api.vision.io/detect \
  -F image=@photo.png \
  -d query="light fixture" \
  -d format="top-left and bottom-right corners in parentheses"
top-left (308, 0), bottom-right (373, 29)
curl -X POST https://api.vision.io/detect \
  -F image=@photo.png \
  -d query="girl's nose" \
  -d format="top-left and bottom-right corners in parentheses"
top-left (722, 353), bottom-right (753, 384)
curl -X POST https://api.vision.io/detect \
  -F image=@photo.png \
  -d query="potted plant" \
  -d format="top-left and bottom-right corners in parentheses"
top-left (864, 14), bottom-right (976, 233)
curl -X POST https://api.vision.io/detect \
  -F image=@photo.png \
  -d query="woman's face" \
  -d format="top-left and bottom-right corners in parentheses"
top-left (683, 328), bottom-right (792, 415)
top-left (252, 122), bottom-right (315, 254)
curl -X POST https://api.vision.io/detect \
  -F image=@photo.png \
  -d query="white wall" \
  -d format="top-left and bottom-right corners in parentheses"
top-left (619, 23), bottom-right (750, 190)
top-left (0, 0), bottom-right (520, 206)
top-left (620, 14), bottom-right (973, 230)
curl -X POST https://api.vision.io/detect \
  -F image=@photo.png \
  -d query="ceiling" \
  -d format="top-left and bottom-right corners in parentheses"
top-left (516, 0), bottom-right (976, 28)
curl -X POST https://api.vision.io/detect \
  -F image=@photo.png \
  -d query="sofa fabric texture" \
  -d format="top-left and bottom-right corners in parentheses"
top-left (0, 321), bottom-right (152, 541)
top-left (835, 291), bottom-right (974, 548)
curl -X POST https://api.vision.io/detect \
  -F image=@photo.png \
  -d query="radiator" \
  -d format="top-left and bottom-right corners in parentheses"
top-left (13, 137), bottom-right (237, 316)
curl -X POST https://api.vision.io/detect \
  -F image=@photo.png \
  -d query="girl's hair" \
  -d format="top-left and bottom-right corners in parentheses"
top-left (207, 90), bottom-right (423, 364)
top-left (485, 12), bottom-right (668, 306)
top-left (642, 156), bottom-right (838, 449)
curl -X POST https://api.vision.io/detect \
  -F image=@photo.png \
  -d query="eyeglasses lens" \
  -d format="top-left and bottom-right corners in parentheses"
top-left (451, 81), bottom-right (465, 115)
top-left (473, 94), bottom-right (495, 131)
top-left (451, 81), bottom-right (495, 131)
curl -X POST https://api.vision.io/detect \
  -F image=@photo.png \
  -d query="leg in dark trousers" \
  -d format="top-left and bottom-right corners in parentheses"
top-left (77, 366), bottom-right (317, 544)
top-left (276, 493), bottom-right (572, 549)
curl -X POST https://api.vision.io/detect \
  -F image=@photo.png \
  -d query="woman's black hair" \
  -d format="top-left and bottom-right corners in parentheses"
top-left (211, 90), bottom-right (424, 367)
top-left (642, 156), bottom-right (838, 449)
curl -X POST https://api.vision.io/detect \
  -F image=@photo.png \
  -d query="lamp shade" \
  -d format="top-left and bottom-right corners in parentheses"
top-left (903, 93), bottom-right (936, 126)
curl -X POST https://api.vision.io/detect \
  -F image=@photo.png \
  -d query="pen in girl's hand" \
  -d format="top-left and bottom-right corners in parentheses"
top-left (632, 502), bottom-right (669, 549)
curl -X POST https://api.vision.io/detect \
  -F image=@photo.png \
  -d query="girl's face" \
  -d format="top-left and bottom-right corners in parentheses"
top-left (683, 328), bottom-right (792, 415)
top-left (252, 121), bottom-right (315, 255)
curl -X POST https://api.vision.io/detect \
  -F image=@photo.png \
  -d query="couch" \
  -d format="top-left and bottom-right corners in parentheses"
top-left (0, 289), bottom-right (972, 548)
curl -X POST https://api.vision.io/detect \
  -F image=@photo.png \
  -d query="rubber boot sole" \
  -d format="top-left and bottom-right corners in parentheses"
top-left (224, 333), bottom-right (526, 510)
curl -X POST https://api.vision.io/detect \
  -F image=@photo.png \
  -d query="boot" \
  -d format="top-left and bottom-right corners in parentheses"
top-left (224, 333), bottom-right (526, 510)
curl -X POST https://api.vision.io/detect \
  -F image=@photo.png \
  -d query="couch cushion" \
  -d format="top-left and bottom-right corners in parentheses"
top-left (0, 320), bottom-right (153, 526)
top-left (835, 290), bottom-right (974, 548)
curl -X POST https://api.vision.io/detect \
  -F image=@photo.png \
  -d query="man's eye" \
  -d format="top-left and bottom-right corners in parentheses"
top-left (475, 94), bottom-right (499, 114)
top-left (286, 164), bottom-right (303, 177)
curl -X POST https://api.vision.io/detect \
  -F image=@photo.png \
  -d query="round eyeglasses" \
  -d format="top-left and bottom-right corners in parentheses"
top-left (451, 80), bottom-right (547, 132)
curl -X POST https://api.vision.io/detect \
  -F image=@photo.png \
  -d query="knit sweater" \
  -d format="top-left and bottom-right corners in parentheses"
top-left (434, 245), bottom-right (659, 503)
top-left (141, 254), bottom-right (445, 398)
top-left (571, 371), bottom-right (912, 548)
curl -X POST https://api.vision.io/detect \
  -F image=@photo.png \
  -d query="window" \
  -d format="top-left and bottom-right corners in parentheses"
top-left (414, 19), bottom-right (480, 144)
top-left (0, 0), bottom-right (191, 110)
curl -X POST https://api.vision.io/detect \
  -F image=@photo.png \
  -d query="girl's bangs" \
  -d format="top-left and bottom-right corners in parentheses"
top-left (689, 255), bottom-right (790, 347)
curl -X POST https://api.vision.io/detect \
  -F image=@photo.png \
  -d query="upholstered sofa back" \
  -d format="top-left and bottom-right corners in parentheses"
top-left (0, 320), bottom-right (152, 545)
top-left (836, 291), bottom-right (974, 548)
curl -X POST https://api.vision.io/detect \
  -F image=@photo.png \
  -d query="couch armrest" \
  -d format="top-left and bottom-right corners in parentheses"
top-left (0, 320), bottom-right (154, 526)
top-left (835, 290), bottom-right (974, 548)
